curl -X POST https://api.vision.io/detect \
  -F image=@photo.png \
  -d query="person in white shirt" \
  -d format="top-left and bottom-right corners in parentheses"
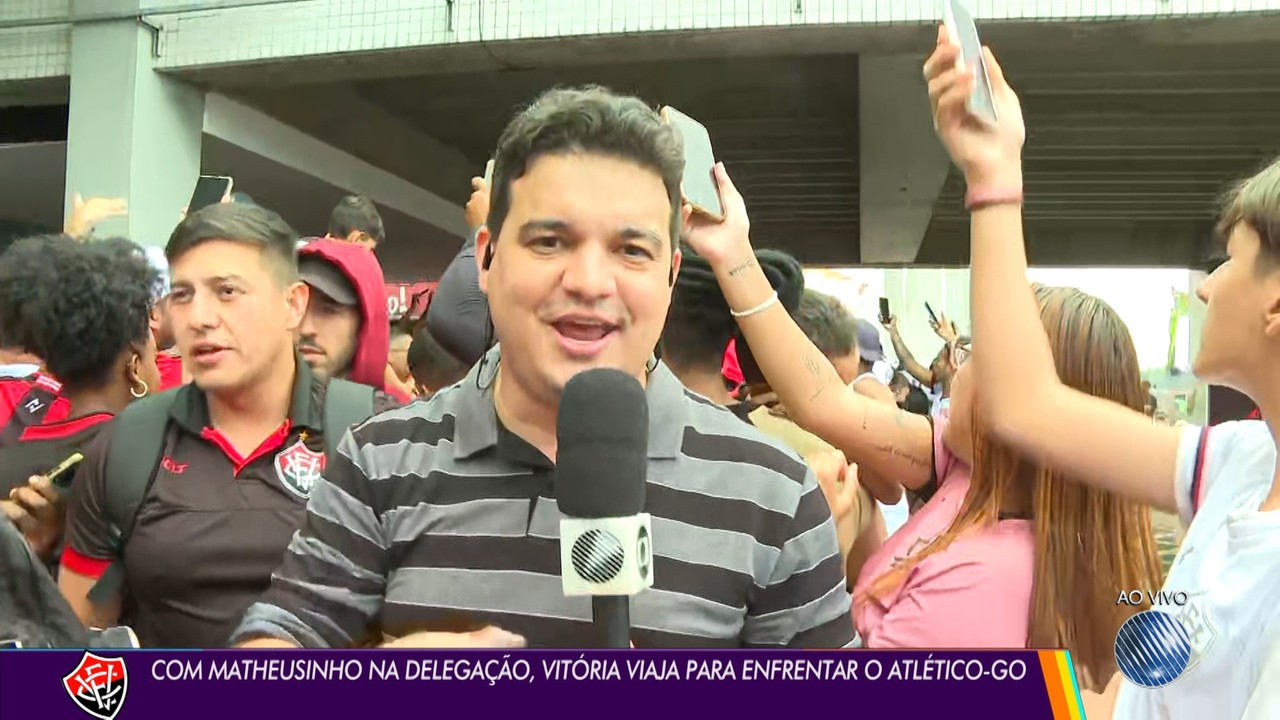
top-left (925, 27), bottom-right (1278, 718)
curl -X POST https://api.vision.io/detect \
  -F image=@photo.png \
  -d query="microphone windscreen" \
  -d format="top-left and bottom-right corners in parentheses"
top-left (555, 368), bottom-right (649, 518)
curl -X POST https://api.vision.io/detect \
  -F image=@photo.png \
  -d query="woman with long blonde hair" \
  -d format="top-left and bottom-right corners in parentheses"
top-left (684, 176), bottom-right (1161, 689)
top-left (925, 23), bottom-right (1280, 719)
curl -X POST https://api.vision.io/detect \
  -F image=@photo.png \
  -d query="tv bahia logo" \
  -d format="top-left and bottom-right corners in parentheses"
top-left (1114, 589), bottom-right (1193, 688)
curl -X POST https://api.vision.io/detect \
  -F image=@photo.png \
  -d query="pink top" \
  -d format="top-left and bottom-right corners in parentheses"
top-left (852, 416), bottom-right (1035, 648)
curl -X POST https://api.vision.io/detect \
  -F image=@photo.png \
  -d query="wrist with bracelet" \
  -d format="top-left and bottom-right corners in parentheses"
top-left (964, 185), bottom-right (1024, 212)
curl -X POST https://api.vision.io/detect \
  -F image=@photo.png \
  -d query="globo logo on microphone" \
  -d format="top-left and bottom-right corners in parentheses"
top-left (636, 525), bottom-right (652, 581)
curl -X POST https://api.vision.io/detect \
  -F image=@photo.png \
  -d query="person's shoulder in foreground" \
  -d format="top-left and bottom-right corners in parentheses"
top-left (650, 361), bottom-right (858, 649)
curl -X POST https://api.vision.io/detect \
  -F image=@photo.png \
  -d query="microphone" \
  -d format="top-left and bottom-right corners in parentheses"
top-left (555, 368), bottom-right (654, 649)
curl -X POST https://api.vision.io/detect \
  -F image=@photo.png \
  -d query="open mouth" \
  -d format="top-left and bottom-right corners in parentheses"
top-left (552, 317), bottom-right (620, 358)
top-left (191, 342), bottom-right (230, 364)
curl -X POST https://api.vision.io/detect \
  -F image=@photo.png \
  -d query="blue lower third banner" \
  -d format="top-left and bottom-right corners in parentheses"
top-left (0, 650), bottom-right (1084, 719)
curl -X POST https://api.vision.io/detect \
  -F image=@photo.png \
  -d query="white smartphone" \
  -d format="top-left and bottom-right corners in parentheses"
top-left (942, 0), bottom-right (998, 126)
top-left (483, 158), bottom-right (494, 188)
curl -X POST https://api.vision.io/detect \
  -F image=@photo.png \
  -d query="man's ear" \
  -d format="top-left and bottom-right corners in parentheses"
top-left (1264, 273), bottom-right (1280, 340)
top-left (679, 203), bottom-right (693, 235)
top-left (285, 281), bottom-right (310, 333)
top-left (475, 225), bottom-right (493, 294)
top-left (669, 245), bottom-right (682, 287)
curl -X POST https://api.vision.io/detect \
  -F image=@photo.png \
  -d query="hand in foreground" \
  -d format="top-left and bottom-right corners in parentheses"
top-left (806, 450), bottom-right (859, 526)
top-left (65, 194), bottom-right (128, 239)
top-left (933, 313), bottom-right (959, 343)
top-left (381, 626), bottom-right (527, 649)
top-left (465, 176), bottom-right (490, 232)
top-left (923, 25), bottom-right (1025, 187)
top-left (2, 475), bottom-right (65, 561)
top-left (683, 163), bottom-right (753, 270)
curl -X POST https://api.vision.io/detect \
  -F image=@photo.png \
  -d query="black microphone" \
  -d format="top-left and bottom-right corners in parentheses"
top-left (555, 368), bottom-right (654, 649)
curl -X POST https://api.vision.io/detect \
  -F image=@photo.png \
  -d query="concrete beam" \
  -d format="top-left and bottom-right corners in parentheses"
top-left (202, 92), bottom-right (466, 238)
top-left (859, 54), bottom-right (951, 264)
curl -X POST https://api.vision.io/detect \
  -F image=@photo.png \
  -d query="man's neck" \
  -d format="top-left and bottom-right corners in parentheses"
top-left (1255, 387), bottom-right (1280, 512)
top-left (493, 363), bottom-right (652, 461)
top-left (494, 368), bottom-right (560, 461)
top-left (207, 352), bottom-right (297, 439)
top-left (670, 366), bottom-right (733, 406)
top-left (0, 348), bottom-right (40, 367)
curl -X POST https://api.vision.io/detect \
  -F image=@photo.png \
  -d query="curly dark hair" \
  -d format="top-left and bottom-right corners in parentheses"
top-left (0, 235), bottom-right (159, 392)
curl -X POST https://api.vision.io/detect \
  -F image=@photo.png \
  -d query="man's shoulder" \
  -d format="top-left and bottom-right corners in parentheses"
top-left (673, 389), bottom-right (811, 486)
top-left (348, 384), bottom-right (463, 446)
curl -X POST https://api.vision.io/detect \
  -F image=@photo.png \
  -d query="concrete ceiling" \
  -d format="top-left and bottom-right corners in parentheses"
top-left (232, 53), bottom-right (862, 265)
top-left (917, 18), bottom-right (1280, 267)
top-left (0, 139), bottom-right (452, 280)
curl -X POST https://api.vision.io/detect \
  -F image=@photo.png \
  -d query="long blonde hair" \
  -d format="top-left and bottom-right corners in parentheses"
top-left (861, 284), bottom-right (1163, 691)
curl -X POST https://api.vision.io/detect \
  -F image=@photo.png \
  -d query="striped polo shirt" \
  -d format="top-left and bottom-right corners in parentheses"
top-left (234, 347), bottom-right (857, 649)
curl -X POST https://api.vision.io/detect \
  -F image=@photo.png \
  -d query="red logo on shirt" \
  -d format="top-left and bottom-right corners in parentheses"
top-left (161, 457), bottom-right (187, 474)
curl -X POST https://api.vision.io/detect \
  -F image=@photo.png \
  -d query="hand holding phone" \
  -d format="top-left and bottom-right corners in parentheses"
top-left (659, 106), bottom-right (725, 222)
top-left (924, 302), bottom-right (940, 328)
top-left (188, 175), bottom-right (233, 215)
top-left (879, 297), bottom-right (892, 325)
top-left (942, 0), bottom-right (997, 126)
top-left (1, 453), bottom-right (81, 560)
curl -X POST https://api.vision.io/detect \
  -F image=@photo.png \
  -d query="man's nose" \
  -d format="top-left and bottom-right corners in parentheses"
top-left (186, 290), bottom-right (220, 330)
top-left (560, 244), bottom-right (617, 301)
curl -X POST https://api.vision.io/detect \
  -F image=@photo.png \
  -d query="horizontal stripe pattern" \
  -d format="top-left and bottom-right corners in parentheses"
top-left (232, 361), bottom-right (856, 649)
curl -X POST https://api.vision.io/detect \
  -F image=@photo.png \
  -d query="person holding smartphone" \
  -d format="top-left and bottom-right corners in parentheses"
top-left (0, 235), bottom-right (162, 562)
top-left (925, 25), bottom-right (1279, 717)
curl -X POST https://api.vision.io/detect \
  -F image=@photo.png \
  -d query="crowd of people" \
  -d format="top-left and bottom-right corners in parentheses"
top-left (0, 26), bottom-right (1276, 720)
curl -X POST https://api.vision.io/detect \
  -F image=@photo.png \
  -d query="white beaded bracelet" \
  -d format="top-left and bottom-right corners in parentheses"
top-left (730, 290), bottom-right (779, 319)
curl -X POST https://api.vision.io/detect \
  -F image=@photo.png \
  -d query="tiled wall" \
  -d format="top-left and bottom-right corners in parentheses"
top-left (0, 25), bottom-right (71, 82)
top-left (4, 0), bottom-right (1279, 78)
top-left (146, 0), bottom-right (1280, 69)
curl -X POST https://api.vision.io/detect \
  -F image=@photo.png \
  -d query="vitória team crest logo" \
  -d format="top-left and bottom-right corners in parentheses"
top-left (1114, 609), bottom-right (1192, 688)
top-left (275, 439), bottom-right (326, 499)
top-left (63, 651), bottom-right (128, 720)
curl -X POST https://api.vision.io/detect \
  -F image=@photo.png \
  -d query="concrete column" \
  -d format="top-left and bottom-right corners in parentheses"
top-left (64, 2), bottom-right (204, 248)
top-left (858, 54), bottom-right (952, 265)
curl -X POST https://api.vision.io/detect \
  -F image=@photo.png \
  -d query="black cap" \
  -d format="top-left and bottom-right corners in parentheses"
top-left (299, 255), bottom-right (358, 306)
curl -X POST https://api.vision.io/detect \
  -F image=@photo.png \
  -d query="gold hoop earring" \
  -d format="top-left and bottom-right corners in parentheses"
top-left (130, 376), bottom-right (149, 399)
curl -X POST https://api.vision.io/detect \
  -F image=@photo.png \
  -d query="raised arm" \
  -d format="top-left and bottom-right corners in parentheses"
top-left (925, 29), bottom-right (1181, 513)
top-left (685, 170), bottom-right (933, 495)
top-left (884, 318), bottom-right (934, 387)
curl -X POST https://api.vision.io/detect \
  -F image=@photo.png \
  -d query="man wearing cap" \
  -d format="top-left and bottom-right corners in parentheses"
top-left (849, 319), bottom-right (896, 405)
top-left (296, 240), bottom-right (409, 401)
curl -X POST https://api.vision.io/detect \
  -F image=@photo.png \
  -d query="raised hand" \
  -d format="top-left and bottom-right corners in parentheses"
top-left (65, 194), bottom-right (128, 239)
top-left (683, 163), bottom-right (752, 270)
top-left (923, 26), bottom-right (1025, 189)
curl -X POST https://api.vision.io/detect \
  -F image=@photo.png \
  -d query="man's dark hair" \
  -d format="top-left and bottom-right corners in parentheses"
top-left (794, 289), bottom-right (857, 360)
top-left (903, 386), bottom-right (931, 416)
top-left (167, 203), bottom-right (299, 282)
top-left (487, 85), bottom-right (684, 250)
top-left (408, 326), bottom-right (470, 392)
top-left (0, 235), bottom-right (159, 392)
top-left (328, 195), bottom-right (385, 247)
top-left (662, 247), bottom-right (737, 374)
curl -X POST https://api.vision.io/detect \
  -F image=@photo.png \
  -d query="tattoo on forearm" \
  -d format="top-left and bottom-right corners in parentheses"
top-left (803, 353), bottom-right (829, 402)
top-left (728, 258), bottom-right (757, 277)
top-left (873, 442), bottom-right (929, 469)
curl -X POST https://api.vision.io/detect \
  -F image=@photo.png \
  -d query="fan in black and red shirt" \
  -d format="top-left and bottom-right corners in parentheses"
top-left (0, 234), bottom-right (162, 562)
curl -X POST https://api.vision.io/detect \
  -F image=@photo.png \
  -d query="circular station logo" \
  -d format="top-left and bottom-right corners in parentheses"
top-left (1114, 609), bottom-right (1192, 688)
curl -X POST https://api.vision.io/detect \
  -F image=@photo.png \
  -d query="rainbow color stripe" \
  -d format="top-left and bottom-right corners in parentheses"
top-left (1038, 650), bottom-right (1086, 720)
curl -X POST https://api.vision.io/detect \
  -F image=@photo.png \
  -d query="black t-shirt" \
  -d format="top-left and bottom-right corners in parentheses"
top-left (0, 413), bottom-right (112, 497)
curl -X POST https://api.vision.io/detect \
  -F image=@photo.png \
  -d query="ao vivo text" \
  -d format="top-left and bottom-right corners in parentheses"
top-left (1115, 590), bottom-right (1190, 607)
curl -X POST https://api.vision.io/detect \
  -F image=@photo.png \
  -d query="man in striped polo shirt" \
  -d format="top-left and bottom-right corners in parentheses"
top-left (233, 86), bottom-right (855, 650)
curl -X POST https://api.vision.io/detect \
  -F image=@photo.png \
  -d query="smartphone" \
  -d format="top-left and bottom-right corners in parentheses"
top-left (925, 302), bottom-right (940, 327)
top-left (879, 297), bottom-right (891, 325)
top-left (659, 106), bottom-right (725, 222)
top-left (46, 452), bottom-right (85, 491)
top-left (188, 175), bottom-right (233, 214)
top-left (483, 159), bottom-right (495, 188)
top-left (942, 0), bottom-right (998, 126)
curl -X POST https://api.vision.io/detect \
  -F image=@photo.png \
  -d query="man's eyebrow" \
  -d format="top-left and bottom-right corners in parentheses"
top-left (517, 219), bottom-right (570, 236)
top-left (619, 226), bottom-right (665, 250)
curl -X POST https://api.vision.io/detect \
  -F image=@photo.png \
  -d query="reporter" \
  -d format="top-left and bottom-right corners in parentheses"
top-left (925, 26), bottom-right (1279, 714)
